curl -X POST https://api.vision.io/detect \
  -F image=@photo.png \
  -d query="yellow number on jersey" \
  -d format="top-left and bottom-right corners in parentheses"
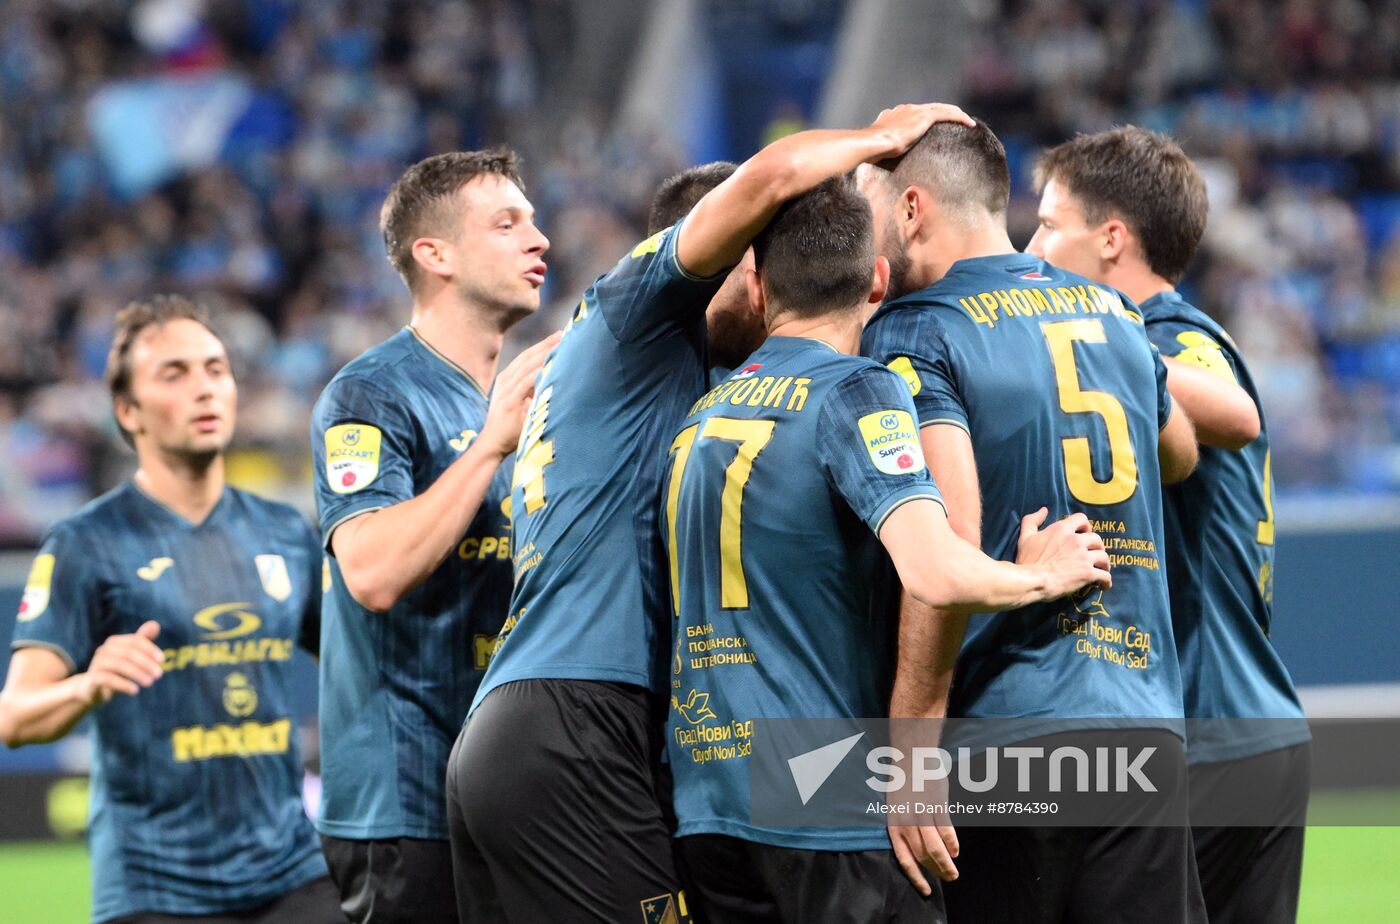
top-left (1042, 319), bottom-right (1139, 506)
top-left (665, 417), bottom-right (776, 613)
top-left (512, 385), bottom-right (555, 514)
top-left (1256, 449), bottom-right (1275, 545)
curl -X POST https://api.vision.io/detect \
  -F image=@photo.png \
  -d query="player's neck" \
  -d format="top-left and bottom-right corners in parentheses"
top-left (1104, 262), bottom-right (1175, 306)
top-left (769, 311), bottom-right (864, 355)
top-left (409, 299), bottom-right (506, 393)
top-left (132, 450), bottom-right (225, 525)
top-left (912, 223), bottom-right (1016, 289)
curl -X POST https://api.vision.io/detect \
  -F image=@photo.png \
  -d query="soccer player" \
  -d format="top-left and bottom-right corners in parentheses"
top-left (859, 120), bottom-right (1204, 923)
top-left (1028, 126), bottom-right (1310, 924)
top-left (309, 150), bottom-right (555, 923)
top-left (447, 103), bottom-right (978, 923)
top-left (0, 297), bottom-right (340, 924)
top-left (666, 175), bottom-right (1113, 923)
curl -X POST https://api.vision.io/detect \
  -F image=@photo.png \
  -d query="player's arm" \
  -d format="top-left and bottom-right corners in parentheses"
top-left (883, 424), bottom-right (980, 891)
top-left (880, 493), bottom-right (1110, 614)
top-left (676, 103), bottom-right (975, 278)
top-left (1153, 346), bottom-right (1200, 484)
top-left (327, 334), bottom-right (556, 612)
top-left (1161, 355), bottom-right (1260, 451)
top-left (0, 623), bottom-right (163, 747)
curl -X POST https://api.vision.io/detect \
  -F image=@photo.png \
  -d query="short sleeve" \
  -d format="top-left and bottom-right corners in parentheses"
top-left (860, 306), bottom-right (969, 431)
top-left (817, 366), bottom-right (946, 534)
top-left (310, 375), bottom-right (417, 550)
top-left (1147, 317), bottom-right (1241, 383)
top-left (591, 218), bottom-right (728, 345)
top-left (1150, 345), bottom-right (1175, 431)
top-left (9, 526), bottom-right (100, 674)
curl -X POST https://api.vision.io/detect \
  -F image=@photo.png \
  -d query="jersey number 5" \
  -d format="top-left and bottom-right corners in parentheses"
top-left (1042, 320), bottom-right (1139, 506)
top-left (665, 418), bottom-right (776, 613)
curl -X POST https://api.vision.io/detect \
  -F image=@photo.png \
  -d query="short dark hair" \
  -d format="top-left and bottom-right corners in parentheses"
top-left (752, 173), bottom-right (875, 320)
top-left (882, 117), bottom-right (1010, 220)
top-left (1034, 126), bottom-right (1207, 284)
top-left (380, 148), bottom-right (524, 291)
top-left (648, 162), bottom-right (738, 234)
top-left (106, 295), bottom-right (219, 447)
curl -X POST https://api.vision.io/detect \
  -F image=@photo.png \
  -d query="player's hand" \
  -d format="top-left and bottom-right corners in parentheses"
top-left (1015, 508), bottom-right (1112, 600)
top-left (479, 331), bottom-right (562, 459)
top-left (867, 103), bottom-right (977, 161)
top-left (78, 621), bottom-right (163, 706)
top-left (890, 820), bottom-right (959, 895)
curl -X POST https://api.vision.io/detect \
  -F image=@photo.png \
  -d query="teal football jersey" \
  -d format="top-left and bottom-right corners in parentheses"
top-left (311, 327), bottom-right (513, 840)
top-left (665, 337), bottom-right (943, 851)
top-left (10, 484), bottom-right (325, 922)
top-left (862, 254), bottom-right (1184, 729)
top-left (1142, 291), bottom-right (1307, 762)
top-left (472, 220), bottom-right (723, 709)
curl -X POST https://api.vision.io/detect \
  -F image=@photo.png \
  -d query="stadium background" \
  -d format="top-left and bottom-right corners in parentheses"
top-left (0, 0), bottom-right (1397, 920)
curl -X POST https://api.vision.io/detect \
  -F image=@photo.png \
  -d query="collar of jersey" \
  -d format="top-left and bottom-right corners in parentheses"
top-left (126, 480), bottom-right (229, 530)
top-left (766, 334), bottom-right (841, 354)
top-left (405, 326), bottom-right (488, 397)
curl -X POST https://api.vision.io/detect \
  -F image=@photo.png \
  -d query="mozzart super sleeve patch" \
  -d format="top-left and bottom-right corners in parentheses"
top-left (324, 424), bottom-right (383, 494)
top-left (857, 410), bottom-right (926, 475)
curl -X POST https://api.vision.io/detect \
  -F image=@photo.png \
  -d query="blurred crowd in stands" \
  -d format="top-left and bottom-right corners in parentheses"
top-left (1, 0), bottom-right (1398, 543)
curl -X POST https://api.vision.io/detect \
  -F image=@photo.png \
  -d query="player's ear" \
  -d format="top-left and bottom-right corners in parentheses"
top-left (901, 186), bottom-right (925, 240)
top-left (1100, 218), bottom-right (1130, 262)
top-left (745, 266), bottom-right (765, 319)
top-left (113, 396), bottom-right (141, 442)
top-left (869, 255), bottom-right (890, 305)
top-left (410, 236), bottom-right (453, 282)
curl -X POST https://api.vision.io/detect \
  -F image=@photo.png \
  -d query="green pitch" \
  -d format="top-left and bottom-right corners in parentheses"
top-left (0, 826), bottom-right (1396, 921)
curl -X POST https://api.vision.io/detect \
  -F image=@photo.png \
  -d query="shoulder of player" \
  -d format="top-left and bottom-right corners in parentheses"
top-left (320, 331), bottom-right (422, 394)
top-left (313, 362), bottom-right (415, 424)
top-left (222, 488), bottom-right (315, 540)
top-left (815, 356), bottom-right (905, 407)
top-left (867, 290), bottom-right (962, 335)
top-left (47, 482), bottom-right (140, 541)
top-left (1142, 295), bottom-right (1222, 334)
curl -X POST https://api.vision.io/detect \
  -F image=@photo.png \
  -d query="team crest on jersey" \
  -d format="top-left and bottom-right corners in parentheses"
top-left (255, 554), bottom-right (292, 602)
top-left (733, 363), bottom-right (762, 379)
top-left (640, 892), bottom-right (684, 924)
top-left (857, 410), bottom-right (926, 475)
top-left (450, 429), bottom-right (478, 453)
top-left (17, 553), bottom-right (54, 622)
top-left (325, 424), bottom-right (382, 494)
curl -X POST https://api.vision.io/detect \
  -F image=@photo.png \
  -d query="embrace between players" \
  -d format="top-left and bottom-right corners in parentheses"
top-left (1, 101), bottom-right (1308, 924)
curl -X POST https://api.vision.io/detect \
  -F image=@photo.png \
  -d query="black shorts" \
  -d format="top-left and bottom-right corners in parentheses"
top-left (1190, 742), bottom-right (1310, 924)
top-left (105, 876), bottom-right (343, 924)
top-left (446, 678), bottom-right (691, 923)
top-left (319, 835), bottom-right (455, 924)
top-left (942, 729), bottom-right (1207, 924)
top-left (680, 834), bottom-right (945, 924)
